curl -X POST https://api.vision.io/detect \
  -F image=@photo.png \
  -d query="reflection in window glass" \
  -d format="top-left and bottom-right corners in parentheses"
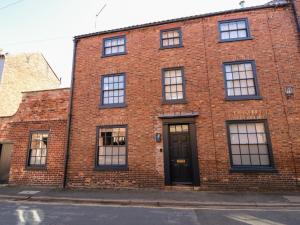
top-left (220, 19), bottom-right (249, 41)
top-left (98, 126), bottom-right (127, 166)
top-left (224, 61), bottom-right (258, 98)
top-left (163, 68), bottom-right (184, 101)
top-left (103, 36), bottom-right (126, 56)
top-left (28, 132), bottom-right (48, 166)
top-left (228, 122), bottom-right (271, 167)
top-left (102, 74), bottom-right (125, 105)
top-left (161, 29), bottom-right (182, 48)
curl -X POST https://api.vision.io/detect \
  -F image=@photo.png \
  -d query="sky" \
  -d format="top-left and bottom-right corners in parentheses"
top-left (0, 0), bottom-right (270, 87)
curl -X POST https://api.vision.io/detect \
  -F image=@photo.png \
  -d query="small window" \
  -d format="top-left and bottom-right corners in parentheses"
top-left (28, 131), bottom-right (49, 167)
top-left (160, 28), bottom-right (182, 48)
top-left (223, 61), bottom-right (260, 100)
top-left (0, 57), bottom-right (4, 83)
top-left (101, 74), bottom-right (126, 108)
top-left (162, 68), bottom-right (186, 103)
top-left (227, 120), bottom-right (274, 170)
top-left (219, 19), bottom-right (250, 42)
top-left (103, 35), bottom-right (126, 57)
top-left (97, 126), bottom-right (127, 169)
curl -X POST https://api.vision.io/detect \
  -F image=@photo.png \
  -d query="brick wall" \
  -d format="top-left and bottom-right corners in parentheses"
top-left (7, 88), bottom-right (69, 186)
top-left (68, 4), bottom-right (300, 190)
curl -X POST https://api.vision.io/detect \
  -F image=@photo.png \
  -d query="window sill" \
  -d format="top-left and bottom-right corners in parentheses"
top-left (219, 37), bottom-right (253, 43)
top-left (101, 52), bottom-right (127, 58)
top-left (99, 103), bottom-right (128, 109)
top-left (94, 166), bottom-right (128, 171)
top-left (225, 96), bottom-right (263, 101)
top-left (159, 45), bottom-right (184, 50)
top-left (25, 166), bottom-right (47, 171)
top-left (161, 99), bottom-right (187, 105)
top-left (230, 167), bottom-right (277, 173)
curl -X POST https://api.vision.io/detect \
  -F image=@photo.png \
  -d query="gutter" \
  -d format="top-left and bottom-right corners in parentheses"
top-left (63, 39), bottom-right (78, 188)
top-left (291, 0), bottom-right (300, 34)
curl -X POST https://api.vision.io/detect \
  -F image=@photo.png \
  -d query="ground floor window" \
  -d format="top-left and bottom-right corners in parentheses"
top-left (28, 131), bottom-right (49, 167)
top-left (96, 125), bottom-right (127, 169)
top-left (227, 120), bottom-right (274, 170)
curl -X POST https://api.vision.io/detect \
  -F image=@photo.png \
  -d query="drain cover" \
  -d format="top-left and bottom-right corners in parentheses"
top-left (18, 190), bottom-right (40, 195)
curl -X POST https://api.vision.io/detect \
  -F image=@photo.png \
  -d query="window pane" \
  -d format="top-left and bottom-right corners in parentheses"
top-left (231, 145), bottom-right (240, 154)
top-left (237, 21), bottom-right (246, 29)
top-left (248, 134), bottom-right (257, 144)
top-left (118, 38), bottom-right (125, 45)
top-left (231, 134), bottom-right (239, 144)
top-left (239, 134), bottom-right (248, 144)
top-left (251, 155), bottom-right (260, 165)
top-left (260, 155), bottom-right (270, 165)
top-left (238, 30), bottom-right (247, 38)
top-left (105, 48), bottom-right (112, 55)
top-left (227, 89), bottom-right (234, 96)
top-left (232, 155), bottom-right (242, 165)
top-left (241, 155), bottom-right (250, 165)
top-left (119, 156), bottom-right (126, 165)
top-left (221, 32), bottom-right (229, 40)
top-left (220, 23), bottom-right (229, 31)
top-left (99, 156), bottom-right (105, 165)
top-left (105, 40), bottom-right (112, 47)
top-left (118, 46), bottom-right (125, 53)
top-left (112, 39), bottom-right (118, 46)
top-left (230, 31), bottom-right (238, 38)
top-left (229, 22), bottom-right (238, 30)
top-left (112, 46), bottom-right (118, 53)
top-left (240, 145), bottom-right (249, 154)
top-left (258, 145), bottom-right (268, 154)
top-left (249, 145), bottom-right (259, 154)
top-left (177, 92), bottom-right (183, 99)
top-left (229, 124), bottom-right (238, 133)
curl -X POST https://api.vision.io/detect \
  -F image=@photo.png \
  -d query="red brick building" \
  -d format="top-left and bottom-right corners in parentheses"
top-left (1, 1), bottom-right (300, 190)
top-left (0, 88), bottom-right (69, 185)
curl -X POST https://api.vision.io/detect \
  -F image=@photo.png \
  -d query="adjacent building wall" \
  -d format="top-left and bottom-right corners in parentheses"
top-left (7, 88), bottom-right (70, 186)
top-left (0, 53), bottom-right (60, 117)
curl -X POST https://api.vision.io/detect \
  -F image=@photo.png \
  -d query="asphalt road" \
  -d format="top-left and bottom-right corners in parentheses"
top-left (0, 201), bottom-right (299, 225)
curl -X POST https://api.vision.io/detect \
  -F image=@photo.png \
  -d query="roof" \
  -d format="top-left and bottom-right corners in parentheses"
top-left (74, 2), bottom-right (290, 40)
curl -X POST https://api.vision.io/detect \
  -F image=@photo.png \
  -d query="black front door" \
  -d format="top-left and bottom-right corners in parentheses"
top-left (168, 124), bottom-right (193, 184)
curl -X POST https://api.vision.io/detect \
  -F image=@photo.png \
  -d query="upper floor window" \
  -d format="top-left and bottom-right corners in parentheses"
top-left (162, 67), bottom-right (186, 103)
top-left (100, 73), bottom-right (126, 108)
top-left (219, 19), bottom-right (251, 42)
top-left (28, 131), bottom-right (49, 167)
top-left (97, 125), bottom-right (127, 169)
top-left (160, 28), bottom-right (182, 49)
top-left (223, 61), bottom-right (261, 100)
top-left (227, 120), bottom-right (274, 171)
top-left (103, 35), bottom-right (126, 57)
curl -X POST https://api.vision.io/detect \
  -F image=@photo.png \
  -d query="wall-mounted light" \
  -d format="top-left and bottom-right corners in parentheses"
top-left (155, 133), bottom-right (161, 143)
top-left (285, 86), bottom-right (294, 99)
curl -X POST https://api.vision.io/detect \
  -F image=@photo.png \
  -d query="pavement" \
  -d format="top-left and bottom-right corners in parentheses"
top-left (0, 184), bottom-right (300, 208)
